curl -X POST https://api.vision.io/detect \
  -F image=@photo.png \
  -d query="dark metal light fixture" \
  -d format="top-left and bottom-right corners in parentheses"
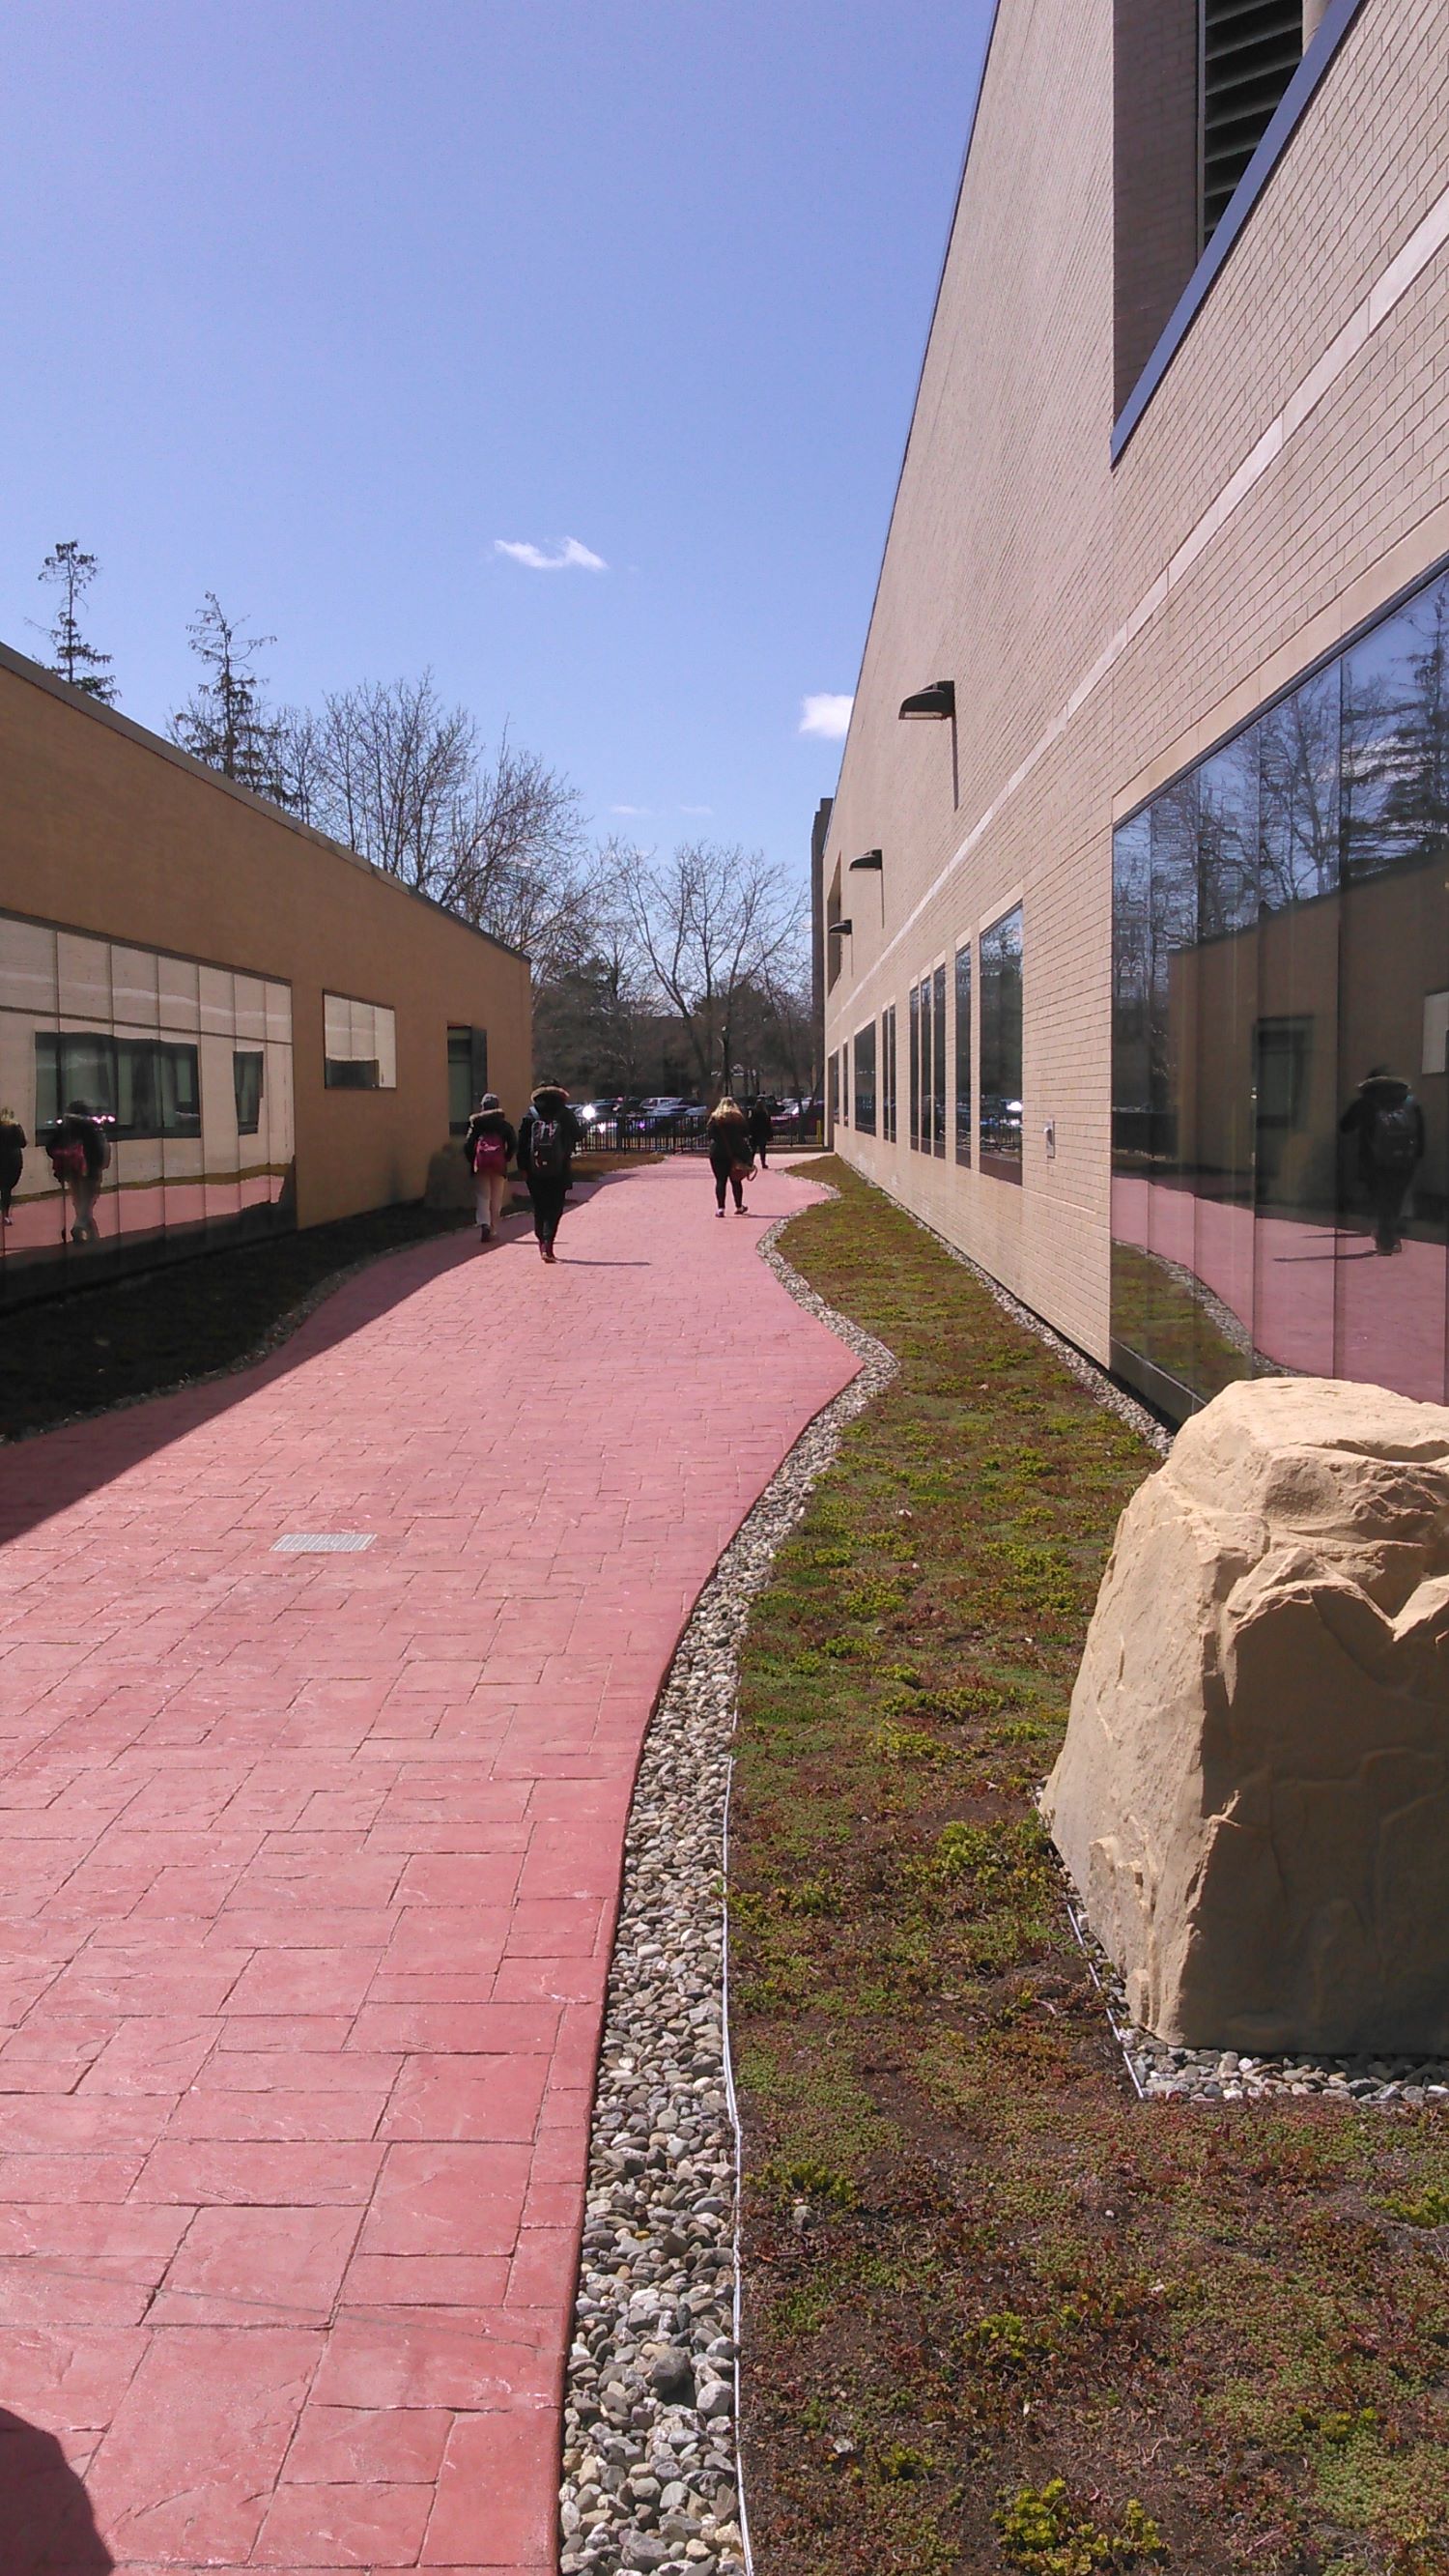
top-left (827, 919), bottom-right (853, 938)
top-left (897, 678), bottom-right (955, 721)
top-left (848, 848), bottom-right (883, 873)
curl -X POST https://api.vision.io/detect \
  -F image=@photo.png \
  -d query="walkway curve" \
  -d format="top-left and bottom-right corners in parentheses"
top-left (0, 1159), bottom-right (858, 2576)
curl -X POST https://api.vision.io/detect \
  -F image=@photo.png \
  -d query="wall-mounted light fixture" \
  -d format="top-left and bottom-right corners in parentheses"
top-left (897, 678), bottom-right (955, 722)
top-left (827, 919), bottom-right (854, 939)
top-left (848, 848), bottom-right (883, 873)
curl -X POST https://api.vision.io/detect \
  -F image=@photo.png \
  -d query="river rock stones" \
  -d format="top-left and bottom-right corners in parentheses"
top-left (1041, 1375), bottom-right (1449, 2052)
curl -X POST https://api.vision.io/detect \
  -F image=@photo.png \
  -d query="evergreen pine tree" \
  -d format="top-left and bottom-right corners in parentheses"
top-left (169, 592), bottom-right (288, 799)
top-left (39, 541), bottom-right (117, 703)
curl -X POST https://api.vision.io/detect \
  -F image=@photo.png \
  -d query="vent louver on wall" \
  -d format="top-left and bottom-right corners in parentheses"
top-left (1201, 0), bottom-right (1303, 245)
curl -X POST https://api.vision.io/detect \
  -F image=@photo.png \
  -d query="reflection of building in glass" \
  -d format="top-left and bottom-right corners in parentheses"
top-left (1112, 565), bottom-right (1449, 1413)
top-left (818, 0), bottom-right (1449, 1420)
top-left (1, 633), bottom-right (530, 1302)
top-left (0, 918), bottom-right (294, 1271)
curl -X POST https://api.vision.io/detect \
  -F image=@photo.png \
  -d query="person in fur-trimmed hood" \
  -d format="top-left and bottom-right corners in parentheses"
top-left (516, 1083), bottom-right (582, 1263)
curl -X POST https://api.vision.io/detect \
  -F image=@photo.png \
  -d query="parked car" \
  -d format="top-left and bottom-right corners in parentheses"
top-left (573, 1101), bottom-right (618, 1129)
top-left (635, 1096), bottom-right (705, 1131)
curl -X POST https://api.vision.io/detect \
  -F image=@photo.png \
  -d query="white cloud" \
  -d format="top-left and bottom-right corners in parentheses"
top-left (798, 692), bottom-right (854, 740)
top-left (494, 535), bottom-right (608, 573)
top-left (611, 802), bottom-right (651, 817)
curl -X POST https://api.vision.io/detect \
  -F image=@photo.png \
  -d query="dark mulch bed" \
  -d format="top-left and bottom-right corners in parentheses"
top-left (731, 1161), bottom-right (1449, 2576)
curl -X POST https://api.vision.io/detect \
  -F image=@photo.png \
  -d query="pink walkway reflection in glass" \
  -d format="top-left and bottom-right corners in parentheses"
top-left (1114, 1176), bottom-right (1447, 1404)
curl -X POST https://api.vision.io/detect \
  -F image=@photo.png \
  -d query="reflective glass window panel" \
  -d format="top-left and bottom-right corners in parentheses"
top-left (853, 1021), bottom-right (877, 1134)
top-left (1190, 731), bottom-right (1259, 1390)
top-left (932, 961), bottom-right (947, 1155)
top-left (980, 906), bottom-right (1023, 1179)
top-left (1141, 779), bottom-right (1201, 1391)
top-left (324, 993), bottom-right (396, 1090)
top-left (1110, 814), bottom-right (1155, 1375)
top-left (954, 944), bottom-right (972, 1165)
top-left (926, 973), bottom-right (936, 1159)
top-left (234, 1051), bottom-right (264, 1135)
top-left (1342, 573), bottom-right (1449, 887)
top-left (828, 1051), bottom-right (838, 1132)
top-left (884, 1004), bottom-right (897, 1142)
top-left (908, 984), bottom-right (921, 1149)
top-left (1259, 666), bottom-right (1341, 910)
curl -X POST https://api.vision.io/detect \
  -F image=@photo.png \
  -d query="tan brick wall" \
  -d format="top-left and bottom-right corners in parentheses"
top-left (0, 646), bottom-right (532, 1231)
top-left (824, 0), bottom-right (1449, 1367)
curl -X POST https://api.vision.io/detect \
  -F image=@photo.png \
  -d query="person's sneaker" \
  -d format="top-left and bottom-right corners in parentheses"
top-left (716, 1207), bottom-right (725, 1218)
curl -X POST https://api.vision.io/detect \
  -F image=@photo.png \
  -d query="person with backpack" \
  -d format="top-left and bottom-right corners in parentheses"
top-left (1340, 1068), bottom-right (1426, 1254)
top-left (462, 1092), bottom-right (516, 1244)
top-left (706, 1097), bottom-right (753, 1216)
top-left (517, 1081), bottom-right (582, 1263)
top-left (0, 1107), bottom-right (26, 1226)
top-left (46, 1100), bottom-right (111, 1244)
top-left (748, 1097), bottom-right (772, 1172)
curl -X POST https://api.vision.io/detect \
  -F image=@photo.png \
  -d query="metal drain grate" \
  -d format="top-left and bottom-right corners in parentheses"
top-left (271, 1531), bottom-right (376, 1554)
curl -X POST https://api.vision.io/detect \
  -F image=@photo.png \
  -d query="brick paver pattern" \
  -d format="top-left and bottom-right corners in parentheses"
top-left (0, 1161), bottom-right (856, 2574)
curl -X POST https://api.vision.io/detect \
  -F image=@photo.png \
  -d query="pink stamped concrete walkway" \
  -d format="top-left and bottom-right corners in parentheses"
top-left (0, 1159), bottom-right (855, 2575)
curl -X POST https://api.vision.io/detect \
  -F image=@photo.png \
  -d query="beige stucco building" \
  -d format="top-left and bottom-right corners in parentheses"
top-left (0, 642), bottom-right (530, 1298)
top-left (821, 0), bottom-right (1449, 1420)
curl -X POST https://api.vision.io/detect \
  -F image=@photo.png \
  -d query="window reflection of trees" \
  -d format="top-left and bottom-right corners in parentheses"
top-left (1259, 670), bottom-right (1340, 908)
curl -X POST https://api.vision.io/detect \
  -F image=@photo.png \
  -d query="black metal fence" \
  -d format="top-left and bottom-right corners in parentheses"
top-left (579, 1111), bottom-right (824, 1157)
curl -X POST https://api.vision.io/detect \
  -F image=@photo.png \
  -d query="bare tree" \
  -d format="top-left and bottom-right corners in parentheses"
top-left (38, 540), bottom-right (117, 703)
top-left (301, 675), bottom-right (585, 965)
top-left (616, 840), bottom-right (807, 1096)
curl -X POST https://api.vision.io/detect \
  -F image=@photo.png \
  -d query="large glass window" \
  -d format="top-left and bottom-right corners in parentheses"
top-left (882, 1005), bottom-right (897, 1143)
top-left (953, 944), bottom-right (972, 1165)
top-left (828, 1050), bottom-right (839, 1135)
top-left (1111, 559), bottom-right (1449, 1417)
top-left (931, 961), bottom-right (947, 1156)
top-left (980, 906), bottom-right (1023, 1180)
top-left (325, 993), bottom-right (397, 1091)
top-left (908, 984), bottom-right (921, 1150)
top-left (853, 1022), bottom-right (877, 1135)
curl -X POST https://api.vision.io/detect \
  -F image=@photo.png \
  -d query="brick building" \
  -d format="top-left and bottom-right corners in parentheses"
top-left (820, 0), bottom-right (1449, 1418)
top-left (0, 643), bottom-right (530, 1301)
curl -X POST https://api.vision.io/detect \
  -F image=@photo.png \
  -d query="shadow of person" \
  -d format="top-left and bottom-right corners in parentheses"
top-left (0, 2412), bottom-right (114, 2574)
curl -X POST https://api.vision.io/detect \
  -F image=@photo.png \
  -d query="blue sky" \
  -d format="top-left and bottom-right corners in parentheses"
top-left (1, 1), bottom-right (993, 885)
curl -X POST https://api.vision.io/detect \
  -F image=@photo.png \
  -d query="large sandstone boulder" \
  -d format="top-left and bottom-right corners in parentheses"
top-left (1041, 1377), bottom-right (1449, 2053)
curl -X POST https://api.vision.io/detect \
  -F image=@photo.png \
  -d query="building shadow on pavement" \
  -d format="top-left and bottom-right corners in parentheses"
top-left (0, 1226), bottom-right (482, 1549)
top-left (0, 2412), bottom-right (114, 2573)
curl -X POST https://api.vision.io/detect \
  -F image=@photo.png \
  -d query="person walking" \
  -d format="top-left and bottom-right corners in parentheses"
top-left (1340, 1067), bottom-right (1426, 1254)
top-left (463, 1092), bottom-right (516, 1244)
top-left (747, 1097), bottom-right (772, 1172)
top-left (517, 1082), bottom-right (582, 1263)
top-left (46, 1101), bottom-right (110, 1243)
top-left (706, 1097), bottom-right (753, 1216)
top-left (0, 1107), bottom-right (26, 1226)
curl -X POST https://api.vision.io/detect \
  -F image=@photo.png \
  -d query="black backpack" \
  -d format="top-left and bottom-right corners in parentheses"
top-left (530, 1116), bottom-right (566, 1178)
top-left (1372, 1100), bottom-right (1419, 1174)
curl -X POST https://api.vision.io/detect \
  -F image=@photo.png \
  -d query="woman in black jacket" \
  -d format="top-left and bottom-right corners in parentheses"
top-left (462, 1093), bottom-right (517, 1244)
top-left (706, 1098), bottom-right (752, 1216)
top-left (748, 1098), bottom-right (772, 1170)
top-left (516, 1083), bottom-right (582, 1263)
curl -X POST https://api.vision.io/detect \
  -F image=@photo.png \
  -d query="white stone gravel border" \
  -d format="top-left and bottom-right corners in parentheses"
top-left (557, 1204), bottom-right (895, 2576)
